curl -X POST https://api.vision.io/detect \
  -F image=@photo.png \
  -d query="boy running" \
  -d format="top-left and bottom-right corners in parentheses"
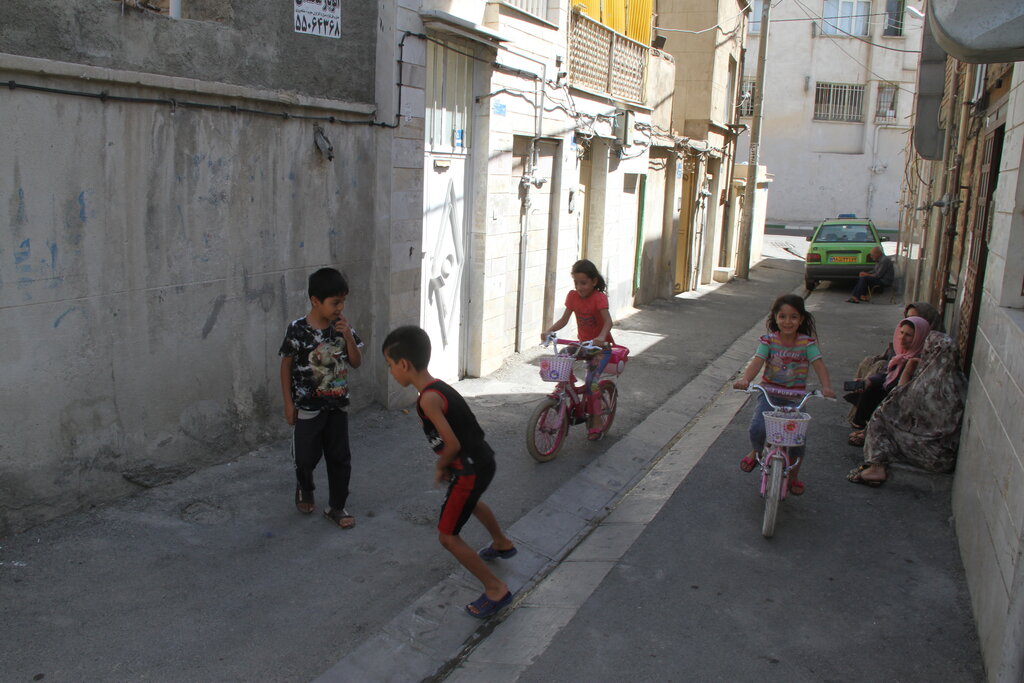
top-left (381, 325), bottom-right (516, 618)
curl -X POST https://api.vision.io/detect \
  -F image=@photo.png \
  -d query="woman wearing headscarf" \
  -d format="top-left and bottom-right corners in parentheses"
top-left (904, 301), bottom-right (944, 333)
top-left (848, 332), bottom-right (966, 486)
top-left (847, 316), bottom-right (931, 446)
top-left (847, 302), bottom-right (942, 410)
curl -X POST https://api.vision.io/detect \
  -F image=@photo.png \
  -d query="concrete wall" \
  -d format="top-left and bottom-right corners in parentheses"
top-left (0, 0), bottom-right (376, 103)
top-left (0, 2), bottom-right (385, 535)
top-left (736, 1), bottom-right (923, 230)
top-left (952, 64), bottom-right (1024, 681)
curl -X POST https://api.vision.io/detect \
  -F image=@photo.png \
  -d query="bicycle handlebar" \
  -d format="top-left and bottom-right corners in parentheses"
top-left (736, 383), bottom-right (830, 411)
top-left (542, 334), bottom-right (605, 357)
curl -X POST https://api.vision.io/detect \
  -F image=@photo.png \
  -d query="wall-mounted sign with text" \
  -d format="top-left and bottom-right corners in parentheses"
top-left (295, 0), bottom-right (341, 39)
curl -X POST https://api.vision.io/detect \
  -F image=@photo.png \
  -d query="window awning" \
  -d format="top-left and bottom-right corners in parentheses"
top-left (419, 10), bottom-right (509, 47)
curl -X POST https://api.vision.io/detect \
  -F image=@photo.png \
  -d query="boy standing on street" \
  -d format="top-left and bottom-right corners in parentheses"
top-left (279, 267), bottom-right (362, 529)
top-left (381, 325), bottom-right (517, 619)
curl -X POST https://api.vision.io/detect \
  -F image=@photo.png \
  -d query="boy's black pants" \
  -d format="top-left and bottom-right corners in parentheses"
top-left (292, 409), bottom-right (350, 510)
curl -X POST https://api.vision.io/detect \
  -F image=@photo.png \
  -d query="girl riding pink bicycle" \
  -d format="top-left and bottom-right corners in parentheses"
top-left (541, 259), bottom-right (614, 442)
top-left (733, 294), bottom-right (835, 495)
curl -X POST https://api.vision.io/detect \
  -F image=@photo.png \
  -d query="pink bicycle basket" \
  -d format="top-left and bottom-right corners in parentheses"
top-left (539, 355), bottom-right (575, 382)
top-left (763, 410), bottom-right (811, 446)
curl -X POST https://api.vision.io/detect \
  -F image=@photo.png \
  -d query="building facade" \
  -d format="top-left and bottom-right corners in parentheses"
top-left (404, 0), bottom-right (683, 381)
top-left (900, 36), bottom-right (1024, 683)
top-left (0, 0), bottom-right (392, 534)
top-left (737, 0), bottom-right (923, 232)
top-left (0, 0), bottom-right (683, 534)
top-left (656, 0), bottom-right (752, 289)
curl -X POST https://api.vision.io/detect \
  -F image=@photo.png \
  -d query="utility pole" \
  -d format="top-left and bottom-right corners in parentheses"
top-left (736, 0), bottom-right (771, 279)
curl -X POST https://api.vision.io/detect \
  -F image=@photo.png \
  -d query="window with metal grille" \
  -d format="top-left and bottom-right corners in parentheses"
top-left (813, 82), bottom-right (864, 122)
top-left (875, 82), bottom-right (898, 122)
top-left (738, 77), bottom-right (756, 117)
top-left (503, 0), bottom-right (550, 21)
top-left (425, 40), bottom-right (474, 152)
top-left (883, 0), bottom-right (905, 36)
top-left (821, 0), bottom-right (870, 36)
top-left (748, 0), bottom-right (763, 34)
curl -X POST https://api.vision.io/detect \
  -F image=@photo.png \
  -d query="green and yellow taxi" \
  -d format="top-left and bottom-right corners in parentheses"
top-left (804, 215), bottom-right (888, 290)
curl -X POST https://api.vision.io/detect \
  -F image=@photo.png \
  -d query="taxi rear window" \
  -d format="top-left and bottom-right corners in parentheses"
top-left (813, 224), bottom-right (875, 243)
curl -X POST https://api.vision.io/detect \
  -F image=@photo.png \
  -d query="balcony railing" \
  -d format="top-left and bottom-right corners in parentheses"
top-left (503, 0), bottom-right (549, 19)
top-left (568, 9), bottom-right (647, 103)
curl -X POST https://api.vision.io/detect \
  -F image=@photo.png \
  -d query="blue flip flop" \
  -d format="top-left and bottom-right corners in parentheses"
top-left (465, 590), bottom-right (513, 619)
top-left (478, 544), bottom-right (518, 561)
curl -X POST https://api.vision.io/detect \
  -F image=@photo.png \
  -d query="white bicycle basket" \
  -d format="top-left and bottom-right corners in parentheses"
top-left (763, 410), bottom-right (811, 446)
top-left (539, 355), bottom-right (575, 382)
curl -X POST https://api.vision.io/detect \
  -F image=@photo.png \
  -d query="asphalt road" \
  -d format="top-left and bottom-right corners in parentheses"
top-left (448, 277), bottom-right (983, 682)
top-left (1, 257), bottom-right (810, 681)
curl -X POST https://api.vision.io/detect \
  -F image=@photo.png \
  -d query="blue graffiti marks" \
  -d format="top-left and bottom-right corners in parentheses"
top-left (14, 238), bottom-right (30, 266)
top-left (12, 238), bottom-right (63, 295)
top-left (54, 306), bottom-right (82, 328)
top-left (15, 188), bottom-right (28, 225)
top-left (77, 191), bottom-right (88, 223)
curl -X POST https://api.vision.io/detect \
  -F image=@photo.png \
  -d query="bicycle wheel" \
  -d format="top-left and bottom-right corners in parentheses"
top-left (762, 454), bottom-right (784, 538)
top-left (526, 398), bottom-right (568, 462)
top-left (596, 380), bottom-right (618, 436)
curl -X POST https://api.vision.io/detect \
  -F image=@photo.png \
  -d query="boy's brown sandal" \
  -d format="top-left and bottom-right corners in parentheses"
top-left (324, 507), bottom-right (355, 529)
top-left (295, 487), bottom-right (315, 514)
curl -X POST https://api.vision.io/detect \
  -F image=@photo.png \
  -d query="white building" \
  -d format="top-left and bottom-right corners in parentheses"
top-left (393, 0), bottom-right (683, 384)
top-left (737, 0), bottom-right (924, 231)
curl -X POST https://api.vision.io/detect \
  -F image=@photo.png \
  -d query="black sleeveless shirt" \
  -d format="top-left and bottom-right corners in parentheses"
top-left (416, 380), bottom-right (495, 475)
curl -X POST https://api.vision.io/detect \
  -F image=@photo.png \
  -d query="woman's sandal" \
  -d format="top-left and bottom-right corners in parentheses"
top-left (587, 427), bottom-right (603, 441)
top-left (847, 464), bottom-right (885, 487)
top-left (848, 429), bottom-right (866, 447)
top-left (740, 454), bottom-right (757, 472)
top-left (789, 479), bottom-right (806, 495)
top-left (295, 487), bottom-right (315, 515)
top-left (324, 507), bottom-right (356, 529)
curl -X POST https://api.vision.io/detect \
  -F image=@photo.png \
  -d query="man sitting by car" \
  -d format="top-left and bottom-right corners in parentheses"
top-left (847, 247), bottom-right (894, 303)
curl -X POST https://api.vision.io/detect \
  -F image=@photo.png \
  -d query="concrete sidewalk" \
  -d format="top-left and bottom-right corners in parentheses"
top-left (446, 284), bottom-right (984, 681)
top-left (1, 257), bottom-right (803, 682)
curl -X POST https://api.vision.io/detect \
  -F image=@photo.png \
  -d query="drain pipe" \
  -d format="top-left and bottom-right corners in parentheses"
top-left (513, 54), bottom-right (548, 352)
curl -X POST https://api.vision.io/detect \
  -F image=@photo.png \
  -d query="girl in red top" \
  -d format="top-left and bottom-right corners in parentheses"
top-left (541, 259), bottom-right (614, 440)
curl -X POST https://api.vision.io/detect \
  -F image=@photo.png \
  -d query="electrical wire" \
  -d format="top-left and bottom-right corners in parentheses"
top-left (654, 0), bottom-right (751, 35)
top-left (811, 17), bottom-right (922, 52)
top-left (790, 0), bottom-right (920, 96)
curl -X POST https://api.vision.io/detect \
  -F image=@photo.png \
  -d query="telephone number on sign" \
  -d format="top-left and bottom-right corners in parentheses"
top-left (296, 16), bottom-right (340, 37)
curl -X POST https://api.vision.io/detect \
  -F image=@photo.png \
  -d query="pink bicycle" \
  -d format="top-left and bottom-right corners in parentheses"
top-left (526, 334), bottom-right (629, 462)
top-left (739, 384), bottom-right (825, 537)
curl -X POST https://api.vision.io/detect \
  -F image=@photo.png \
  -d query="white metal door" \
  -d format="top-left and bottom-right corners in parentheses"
top-left (421, 156), bottom-right (467, 381)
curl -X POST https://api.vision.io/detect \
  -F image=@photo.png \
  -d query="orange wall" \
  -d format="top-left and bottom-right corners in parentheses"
top-left (572, 0), bottom-right (652, 43)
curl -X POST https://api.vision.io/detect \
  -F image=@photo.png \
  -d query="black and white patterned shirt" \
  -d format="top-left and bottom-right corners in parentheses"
top-left (279, 318), bottom-right (363, 411)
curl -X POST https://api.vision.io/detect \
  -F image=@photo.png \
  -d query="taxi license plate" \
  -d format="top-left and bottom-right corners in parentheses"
top-left (829, 256), bottom-right (857, 263)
